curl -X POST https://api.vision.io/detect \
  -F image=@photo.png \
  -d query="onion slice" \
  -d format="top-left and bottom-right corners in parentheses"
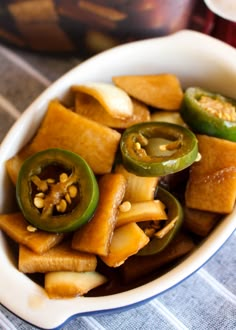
top-left (72, 82), bottom-right (133, 119)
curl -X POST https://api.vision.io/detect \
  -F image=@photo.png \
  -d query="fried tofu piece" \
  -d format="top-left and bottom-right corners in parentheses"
top-left (18, 240), bottom-right (97, 273)
top-left (74, 92), bottom-right (150, 128)
top-left (79, 0), bottom-right (127, 22)
top-left (25, 100), bottom-right (121, 174)
top-left (0, 213), bottom-right (64, 254)
top-left (112, 74), bottom-right (183, 110)
top-left (6, 100), bottom-right (121, 181)
top-left (185, 135), bottom-right (236, 213)
top-left (72, 173), bottom-right (127, 256)
top-left (9, 0), bottom-right (58, 23)
top-left (15, 22), bottom-right (74, 52)
top-left (6, 146), bottom-right (32, 185)
top-left (184, 207), bottom-right (221, 237)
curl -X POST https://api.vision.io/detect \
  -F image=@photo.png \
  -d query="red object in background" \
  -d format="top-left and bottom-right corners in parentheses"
top-left (212, 16), bottom-right (236, 47)
top-left (190, 1), bottom-right (236, 47)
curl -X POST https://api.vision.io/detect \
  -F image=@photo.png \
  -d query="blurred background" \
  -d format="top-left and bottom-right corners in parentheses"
top-left (0, 0), bottom-right (235, 57)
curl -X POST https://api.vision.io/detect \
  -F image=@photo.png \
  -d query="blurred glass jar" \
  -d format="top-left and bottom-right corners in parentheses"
top-left (0, 0), bottom-right (196, 55)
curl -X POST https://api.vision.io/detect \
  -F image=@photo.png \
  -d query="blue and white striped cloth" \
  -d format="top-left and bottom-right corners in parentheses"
top-left (0, 42), bottom-right (235, 330)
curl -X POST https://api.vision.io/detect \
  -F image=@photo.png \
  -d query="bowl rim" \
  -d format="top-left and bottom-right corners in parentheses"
top-left (0, 29), bottom-right (236, 329)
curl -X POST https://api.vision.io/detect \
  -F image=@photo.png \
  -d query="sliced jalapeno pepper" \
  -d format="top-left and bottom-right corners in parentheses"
top-left (120, 122), bottom-right (198, 177)
top-left (16, 148), bottom-right (99, 233)
top-left (138, 187), bottom-right (183, 256)
top-left (181, 87), bottom-right (236, 142)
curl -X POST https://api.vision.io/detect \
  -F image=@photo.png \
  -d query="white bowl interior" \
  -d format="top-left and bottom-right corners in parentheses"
top-left (0, 30), bottom-right (236, 329)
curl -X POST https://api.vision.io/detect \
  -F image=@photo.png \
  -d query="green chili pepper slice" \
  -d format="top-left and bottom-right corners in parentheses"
top-left (16, 148), bottom-right (99, 233)
top-left (120, 122), bottom-right (198, 177)
top-left (181, 87), bottom-right (236, 142)
top-left (138, 187), bottom-right (183, 256)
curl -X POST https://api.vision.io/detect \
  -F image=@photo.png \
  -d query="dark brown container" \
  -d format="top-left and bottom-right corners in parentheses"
top-left (0, 0), bottom-right (196, 54)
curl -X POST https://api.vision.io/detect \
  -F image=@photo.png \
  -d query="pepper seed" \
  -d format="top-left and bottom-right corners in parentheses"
top-left (56, 199), bottom-right (67, 213)
top-left (35, 192), bottom-right (45, 198)
top-left (65, 193), bottom-right (72, 204)
top-left (68, 185), bottom-right (78, 198)
top-left (60, 173), bottom-right (68, 183)
top-left (34, 196), bottom-right (45, 209)
top-left (47, 178), bottom-right (55, 184)
top-left (27, 225), bottom-right (37, 232)
top-left (119, 201), bottom-right (131, 212)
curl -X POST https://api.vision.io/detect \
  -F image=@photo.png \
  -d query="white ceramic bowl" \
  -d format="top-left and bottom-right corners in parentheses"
top-left (204, 0), bottom-right (236, 23)
top-left (0, 30), bottom-right (236, 329)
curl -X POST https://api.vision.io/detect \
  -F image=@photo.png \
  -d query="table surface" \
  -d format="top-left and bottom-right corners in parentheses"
top-left (0, 38), bottom-right (236, 330)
